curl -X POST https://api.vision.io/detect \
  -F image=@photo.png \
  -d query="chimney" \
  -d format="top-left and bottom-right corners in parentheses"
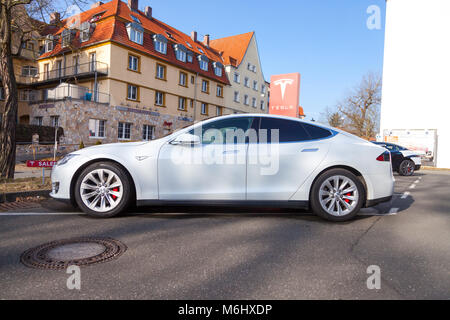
top-left (203, 34), bottom-right (210, 47)
top-left (91, 2), bottom-right (104, 9)
top-left (128, 0), bottom-right (138, 11)
top-left (144, 6), bottom-right (152, 19)
top-left (49, 12), bottom-right (60, 24)
top-left (191, 31), bottom-right (197, 42)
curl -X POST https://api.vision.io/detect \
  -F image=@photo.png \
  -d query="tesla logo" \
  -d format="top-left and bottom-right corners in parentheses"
top-left (273, 79), bottom-right (294, 100)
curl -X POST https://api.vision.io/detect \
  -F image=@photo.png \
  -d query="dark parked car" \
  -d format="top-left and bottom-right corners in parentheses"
top-left (372, 142), bottom-right (422, 176)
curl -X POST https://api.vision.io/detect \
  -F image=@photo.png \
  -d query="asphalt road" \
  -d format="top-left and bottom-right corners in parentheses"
top-left (1, 170), bottom-right (449, 300)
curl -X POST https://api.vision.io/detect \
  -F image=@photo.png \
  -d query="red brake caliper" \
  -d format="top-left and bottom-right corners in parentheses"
top-left (345, 193), bottom-right (351, 203)
top-left (112, 188), bottom-right (119, 200)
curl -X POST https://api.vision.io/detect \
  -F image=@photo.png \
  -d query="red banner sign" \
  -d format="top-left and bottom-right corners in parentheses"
top-left (269, 73), bottom-right (301, 118)
top-left (26, 160), bottom-right (57, 168)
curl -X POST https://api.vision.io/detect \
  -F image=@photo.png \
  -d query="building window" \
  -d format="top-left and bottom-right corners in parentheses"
top-left (73, 56), bottom-right (79, 74)
top-left (127, 23), bottom-right (143, 45)
top-left (45, 36), bottom-right (54, 52)
top-left (234, 91), bottom-right (240, 103)
top-left (128, 54), bottom-right (139, 72)
top-left (127, 84), bottom-right (138, 101)
top-left (234, 72), bottom-right (240, 83)
top-left (89, 52), bottom-right (96, 72)
top-left (22, 66), bottom-right (38, 77)
top-left (175, 44), bottom-right (187, 62)
top-left (201, 103), bottom-right (208, 115)
top-left (244, 95), bottom-right (249, 105)
top-left (178, 97), bottom-right (187, 111)
top-left (50, 116), bottom-right (59, 127)
top-left (201, 80), bottom-right (209, 93)
top-left (187, 52), bottom-right (193, 63)
top-left (131, 15), bottom-right (141, 24)
top-left (191, 75), bottom-right (195, 84)
top-left (261, 84), bottom-right (266, 94)
top-left (118, 122), bottom-right (131, 140)
top-left (213, 62), bottom-right (223, 77)
top-left (89, 119), bottom-right (105, 138)
top-left (61, 29), bottom-right (75, 48)
top-left (244, 77), bottom-right (250, 87)
top-left (80, 22), bottom-right (91, 42)
top-left (252, 97), bottom-right (257, 108)
top-left (155, 91), bottom-right (165, 106)
top-left (260, 100), bottom-right (265, 110)
top-left (198, 55), bottom-right (209, 71)
top-left (153, 34), bottom-right (167, 54)
top-left (156, 64), bottom-right (166, 80)
top-left (216, 85), bottom-right (223, 97)
top-left (216, 106), bottom-right (222, 117)
top-left (253, 80), bottom-right (258, 91)
top-left (179, 72), bottom-right (187, 87)
top-left (20, 90), bottom-right (36, 102)
top-left (143, 125), bottom-right (155, 141)
top-left (34, 117), bottom-right (43, 126)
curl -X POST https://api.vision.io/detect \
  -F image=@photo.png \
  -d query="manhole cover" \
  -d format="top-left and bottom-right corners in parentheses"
top-left (20, 238), bottom-right (127, 270)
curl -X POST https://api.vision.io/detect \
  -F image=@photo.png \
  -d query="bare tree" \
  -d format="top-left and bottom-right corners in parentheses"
top-left (336, 73), bottom-right (382, 139)
top-left (0, 0), bottom-right (87, 178)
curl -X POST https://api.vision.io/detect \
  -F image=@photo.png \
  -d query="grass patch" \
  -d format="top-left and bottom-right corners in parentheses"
top-left (0, 177), bottom-right (52, 193)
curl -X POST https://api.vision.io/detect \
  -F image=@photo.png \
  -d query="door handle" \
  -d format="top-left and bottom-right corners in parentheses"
top-left (302, 148), bottom-right (319, 153)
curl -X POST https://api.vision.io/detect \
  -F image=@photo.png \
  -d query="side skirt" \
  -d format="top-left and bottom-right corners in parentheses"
top-left (136, 200), bottom-right (309, 210)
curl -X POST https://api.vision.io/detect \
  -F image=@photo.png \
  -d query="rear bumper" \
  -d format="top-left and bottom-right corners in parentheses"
top-left (366, 196), bottom-right (393, 208)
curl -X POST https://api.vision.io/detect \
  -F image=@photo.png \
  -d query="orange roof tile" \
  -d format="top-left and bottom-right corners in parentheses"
top-left (39, 0), bottom-right (229, 84)
top-left (210, 32), bottom-right (254, 67)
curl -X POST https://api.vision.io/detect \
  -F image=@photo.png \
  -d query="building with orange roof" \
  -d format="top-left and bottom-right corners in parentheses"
top-left (20, 0), bottom-right (234, 145)
top-left (210, 32), bottom-right (268, 115)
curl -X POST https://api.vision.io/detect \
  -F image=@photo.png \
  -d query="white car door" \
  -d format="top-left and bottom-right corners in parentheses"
top-left (247, 117), bottom-right (332, 201)
top-left (158, 117), bottom-right (255, 200)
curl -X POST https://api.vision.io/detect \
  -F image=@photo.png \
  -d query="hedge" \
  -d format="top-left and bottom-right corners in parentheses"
top-left (16, 124), bottom-right (64, 144)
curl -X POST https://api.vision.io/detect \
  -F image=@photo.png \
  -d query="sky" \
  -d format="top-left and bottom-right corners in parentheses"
top-left (81, 0), bottom-right (387, 121)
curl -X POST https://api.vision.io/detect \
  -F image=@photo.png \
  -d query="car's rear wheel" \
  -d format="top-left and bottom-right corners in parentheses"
top-left (399, 160), bottom-right (415, 176)
top-left (74, 162), bottom-right (132, 218)
top-left (311, 169), bottom-right (365, 222)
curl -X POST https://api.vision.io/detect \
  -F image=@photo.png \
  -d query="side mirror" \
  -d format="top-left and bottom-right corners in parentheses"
top-left (170, 133), bottom-right (201, 145)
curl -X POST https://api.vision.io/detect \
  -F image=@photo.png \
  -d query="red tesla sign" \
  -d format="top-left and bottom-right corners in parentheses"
top-left (26, 160), bottom-right (57, 168)
top-left (269, 73), bottom-right (301, 118)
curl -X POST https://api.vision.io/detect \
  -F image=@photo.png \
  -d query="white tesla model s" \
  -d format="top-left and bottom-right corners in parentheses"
top-left (50, 114), bottom-right (394, 222)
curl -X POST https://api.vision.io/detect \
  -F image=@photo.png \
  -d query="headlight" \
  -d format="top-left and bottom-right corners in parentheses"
top-left (56, 154), bottom-right (79, 166)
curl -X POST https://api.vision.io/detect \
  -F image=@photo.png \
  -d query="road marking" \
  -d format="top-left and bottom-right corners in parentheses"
top-left (0, 212), bottom-right (85, 216)
top-left (401, 192), bottom-right (411, 199)
top-left (410, 184), bottom-right (417, 189)
top-left (414, 180), bottom-right (420, 184)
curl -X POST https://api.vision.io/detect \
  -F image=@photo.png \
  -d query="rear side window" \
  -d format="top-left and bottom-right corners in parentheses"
top-left (302, 123), bottom-right (333, 140)
top-left (259, 118), bottom-right (310, 143)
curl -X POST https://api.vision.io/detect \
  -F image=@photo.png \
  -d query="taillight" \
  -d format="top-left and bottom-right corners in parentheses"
top-left (377, 151), bottom-right (391, 162)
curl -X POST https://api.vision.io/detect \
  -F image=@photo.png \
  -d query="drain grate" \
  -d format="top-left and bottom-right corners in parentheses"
top-left (20, 238), bottom-right (127, 270)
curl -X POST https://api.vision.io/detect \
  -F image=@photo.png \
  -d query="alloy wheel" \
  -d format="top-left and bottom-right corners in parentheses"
top-left (318, 175), bottom-right (359, 217)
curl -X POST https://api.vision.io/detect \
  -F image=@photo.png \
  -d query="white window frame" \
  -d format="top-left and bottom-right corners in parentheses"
top-left (50, 115), bottom-right (60, 127)
top-left (252, 97), bottom-right (257, 108)
top-left (178, 97), bottom-right (186, 111)
top-left (253, 80), bottom-right (258, 91)
top-left (128, 25), bottom-right (143, 45)
top-left (179, 72), bottom-right (187, 86)
top-left (201, 80), bottom-right (209, 93)
top-left (22, 66), bottom-right (38, 77)
top-left (199, 60), bottom-right (208, 71)
top-left (234, 91), bottom-right (240, 103)
top-left (118, 122), bottom-right (132, 140)
top-left (234, 72), bottom-right (240, 83)
top-left (201, 103), bottom-right (208, 115)
top-left (175, 49), bottom-right (187, 62)
top-left (89, 119), bottom-right (106, 138)
top-left (155, 91), bottom-right (164, 106)
top-left (260, 100), bottom-right (265, 110)
top-left (216, 85), bottom-right (223, 97)
top-left (128, 55), bottom-right (139, 71)
top-left (127, 84), bottom-right (138, 101)
top-left (244, 95), bottom-right (249, 105)
top-left (143, 124), bottom-right (155, 141)
top-left (244, 77), bottom-right (250, 87)
top-left (154, 40), bottom-right (167, 54)
top-left (156, 64), bottom-right (165, 79)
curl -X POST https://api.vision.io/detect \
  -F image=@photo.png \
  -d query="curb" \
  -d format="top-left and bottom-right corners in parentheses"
top-left (0, 190), bottom-right (51, 204)
top-left (422, 166), bottom-right (450, 172)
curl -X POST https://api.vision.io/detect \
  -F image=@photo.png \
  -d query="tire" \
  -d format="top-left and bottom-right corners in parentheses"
top-left (310, 169), bottom-right (365, 222)
top-left (399, 160), bottom-right (415, 176)
top-left (74, 162), bottom-right (133, 218)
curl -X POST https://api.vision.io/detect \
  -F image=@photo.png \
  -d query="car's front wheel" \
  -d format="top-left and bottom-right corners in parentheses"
top-left (74, 162), bottom-right (132, 218)
top-left (310, 169), bottom-right (365, 222)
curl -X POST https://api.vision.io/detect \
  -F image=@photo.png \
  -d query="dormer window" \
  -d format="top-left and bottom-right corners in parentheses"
top-left (80, 22), bottom-right (92, 42)
top-left (187, 52), bottom-right (193, 63)
top-left (61, 29), bottom-right (76, 48)
top-left (45, 35), bottom-right (54, 52)
top-left (198, 55), bottom-right (209, 71)
top-left (174, 44), bottom-right (187, 62)
top-left (126, 23), bottom-right (143, 45)
top-left (213, 62), bottom-right (223, 77)
top-left (153, 34), bottom-right (167, 54)
top-left (90, 11), bottom-right (105, 23)
top-left (198, 47), bottom-right (204, 54)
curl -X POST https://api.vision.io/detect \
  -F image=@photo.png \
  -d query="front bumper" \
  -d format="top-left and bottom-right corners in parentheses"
top-left (50, 155), bottom-right (89, 201)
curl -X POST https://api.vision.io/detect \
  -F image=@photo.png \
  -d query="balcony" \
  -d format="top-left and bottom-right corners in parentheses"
top-left (17, 61), bottom-right (108, 86)
top-left (26, 83), bottom-right (110, 105)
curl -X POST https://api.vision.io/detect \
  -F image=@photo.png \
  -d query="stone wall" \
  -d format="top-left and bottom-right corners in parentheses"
top-left (29, 99), bottom-right (194, 145)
